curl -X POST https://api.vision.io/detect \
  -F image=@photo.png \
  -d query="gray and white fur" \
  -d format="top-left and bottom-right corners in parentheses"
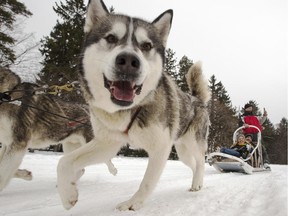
top-left (57, 0), bottom-right (210, 211)
top-left (0, 67), bottom-right (117, 190)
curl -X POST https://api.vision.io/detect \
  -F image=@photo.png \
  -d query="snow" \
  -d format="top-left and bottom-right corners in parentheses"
top-left (0, 152), bottom-right (287, 216)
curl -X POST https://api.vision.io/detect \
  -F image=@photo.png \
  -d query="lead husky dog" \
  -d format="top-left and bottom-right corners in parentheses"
top-left (0, 67), bottom-right (117, 190)
top-left (57, 0), bottom-right (210, 211)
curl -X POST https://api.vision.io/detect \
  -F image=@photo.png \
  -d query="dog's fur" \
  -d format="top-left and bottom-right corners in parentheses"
top-left (57, 0), bottom-right (210, 211)
top-left (0, 67), bottom-right (117, 190)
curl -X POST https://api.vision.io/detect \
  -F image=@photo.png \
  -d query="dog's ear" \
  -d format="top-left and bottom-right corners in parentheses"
top-left (152, 10), bottom-right (173, 47)
top-left (84, 0), bottom-right (109, 33)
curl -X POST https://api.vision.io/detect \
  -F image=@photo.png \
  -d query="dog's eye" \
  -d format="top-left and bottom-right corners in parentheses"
top-left (105, 34), bottom-right (118, 44)
top-left (140, 42), bottom-right (153, 51)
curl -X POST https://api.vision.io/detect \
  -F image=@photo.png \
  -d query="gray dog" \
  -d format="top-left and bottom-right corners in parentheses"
top-left (57, 0), bottom-right (211, 211)
top-left (0, 67), bottom-right (117, 190)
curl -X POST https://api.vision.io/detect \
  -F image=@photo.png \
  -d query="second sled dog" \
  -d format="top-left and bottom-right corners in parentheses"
top-left (0, 67), bottom-right (117, 190)
top-left (57, 0), bottom-right (211, 211)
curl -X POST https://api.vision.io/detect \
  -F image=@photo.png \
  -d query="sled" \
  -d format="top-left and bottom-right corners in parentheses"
top-left (207, 125), bottom-right (271, 174)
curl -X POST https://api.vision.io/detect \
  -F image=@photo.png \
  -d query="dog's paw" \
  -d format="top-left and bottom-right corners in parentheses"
top-left (58, 181), bottom-right (79, 210)
top-left (116, 199), bottom-right (143, 211)
top-left (15, 169), bottom-right (33, 181)
top-left (189, 185), bottom-right (203, 192)
top-left (106, 161), bottom-right (117, 176)
top-left (23, 172), bottom-right (33, 181)
top-left (108, 166), bottom-right (118, 176)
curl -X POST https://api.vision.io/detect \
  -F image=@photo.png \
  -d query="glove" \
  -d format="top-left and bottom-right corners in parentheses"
top-left (246, 144), bottom-right (252, 151)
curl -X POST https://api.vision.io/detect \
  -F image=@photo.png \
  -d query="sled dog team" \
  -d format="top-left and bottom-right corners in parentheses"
top-left (0, 0), bottom-right (211, 211)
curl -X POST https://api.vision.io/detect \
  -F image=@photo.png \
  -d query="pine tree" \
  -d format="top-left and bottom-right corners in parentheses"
top-left (39, 0), bottom-right (86, 101)
top-left (177, 55), bottom-right (193, 92)
top-left (268, 118), bottom-right (287, 164)
top-left (214, 80), bottom-right (231, 106)
top-left (164, 48), bottom-right (177, 80)
top-left (208, 75), bottom-right (238, 152)
top-left (0, 0), bottom-right (32, 66)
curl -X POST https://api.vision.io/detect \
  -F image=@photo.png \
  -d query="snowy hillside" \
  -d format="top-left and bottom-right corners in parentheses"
top-left (0, 152), bottom-right (287, 216)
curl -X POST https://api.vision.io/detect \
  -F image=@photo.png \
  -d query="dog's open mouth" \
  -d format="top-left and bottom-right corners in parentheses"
top-left (104, 76), bottom-right (142, 106)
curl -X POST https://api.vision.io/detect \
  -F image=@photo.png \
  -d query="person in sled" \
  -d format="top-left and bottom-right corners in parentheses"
top-left (240, 104), bottom-right (270, 169)
top-left (220, 134), bottom-right (252, 159)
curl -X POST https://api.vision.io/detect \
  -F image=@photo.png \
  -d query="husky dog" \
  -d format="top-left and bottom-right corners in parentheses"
top-left (57, 0), bottom-right (210, 211)
top-left (0, 67), bottom-right (117, 190)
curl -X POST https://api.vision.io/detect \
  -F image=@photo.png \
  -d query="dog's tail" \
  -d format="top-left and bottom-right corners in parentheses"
top-left (186, 61), bottom-right (211, 104)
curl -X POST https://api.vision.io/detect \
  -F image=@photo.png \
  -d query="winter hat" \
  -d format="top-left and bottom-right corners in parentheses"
top-left (237, 134), bottom-right (245, 139)
top-left (245, 134), bottom-right (253, 139)
top-left (244, 104), bottom-right (253, 110)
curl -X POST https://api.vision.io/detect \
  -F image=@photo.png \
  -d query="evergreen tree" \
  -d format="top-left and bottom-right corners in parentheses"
top-left (208, 75), bottom-right (238, 152)
top-left (39, 0), bottom-right (86, 101)
top-left (177, 55), bottom-right (193, 92)
top-left (214, 80), bottom-right (231, 106)
top-left (268, 118), bottom-right (287, 164)
top-left (0, 0), bottom-right (32, 66)
top-left (164, 48), bottom-right (177, 80)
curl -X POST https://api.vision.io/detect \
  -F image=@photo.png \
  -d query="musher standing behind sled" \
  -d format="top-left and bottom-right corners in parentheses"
top-left (239, 103), bottom-right (270, 169)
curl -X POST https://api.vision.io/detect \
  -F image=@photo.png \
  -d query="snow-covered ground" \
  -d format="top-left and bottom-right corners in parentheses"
top-left (0, 152), bottom-right (287, 216)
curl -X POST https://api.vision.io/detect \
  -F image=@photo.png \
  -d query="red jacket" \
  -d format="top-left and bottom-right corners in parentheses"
top-left (242, 115), bottom-right (263, 134)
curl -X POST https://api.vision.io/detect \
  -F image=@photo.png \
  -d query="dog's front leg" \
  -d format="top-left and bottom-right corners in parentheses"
top-left (117, 128), bottom-right (172, 211)
top-left (106, 159), bottom-right (117, 176)
top-left (57, 138), bottom-right (121, 210)
top-left (116, 148), bottom-right (171, 211)
top-left (0, 144), bottom-right (27, 190)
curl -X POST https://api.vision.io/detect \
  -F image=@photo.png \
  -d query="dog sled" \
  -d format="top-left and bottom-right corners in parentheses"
top-left (207, 125), bottom-right (271, 174)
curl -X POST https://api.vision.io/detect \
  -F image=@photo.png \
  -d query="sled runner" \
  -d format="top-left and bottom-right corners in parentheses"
top-left (207, 125), bottom-right (271, 174)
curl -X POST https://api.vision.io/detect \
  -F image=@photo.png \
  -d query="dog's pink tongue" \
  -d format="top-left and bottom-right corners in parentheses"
top-left (111, 81), bottom-right (135, 102)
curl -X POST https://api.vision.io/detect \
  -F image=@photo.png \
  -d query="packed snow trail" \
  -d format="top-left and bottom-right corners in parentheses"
top-left (0, 152), bottom-right (287, 216)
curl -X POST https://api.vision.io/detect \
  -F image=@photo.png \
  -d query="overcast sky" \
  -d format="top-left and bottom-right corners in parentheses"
top-left (22, 0), bottom-right (287, 125)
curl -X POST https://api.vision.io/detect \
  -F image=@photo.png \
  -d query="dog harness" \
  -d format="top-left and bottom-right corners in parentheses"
top-left (123, 107), bottom-right (142, 134)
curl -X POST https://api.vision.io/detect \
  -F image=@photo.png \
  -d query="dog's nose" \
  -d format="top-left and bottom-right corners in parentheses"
top-left (116, 53), bottom-right (140, 74)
